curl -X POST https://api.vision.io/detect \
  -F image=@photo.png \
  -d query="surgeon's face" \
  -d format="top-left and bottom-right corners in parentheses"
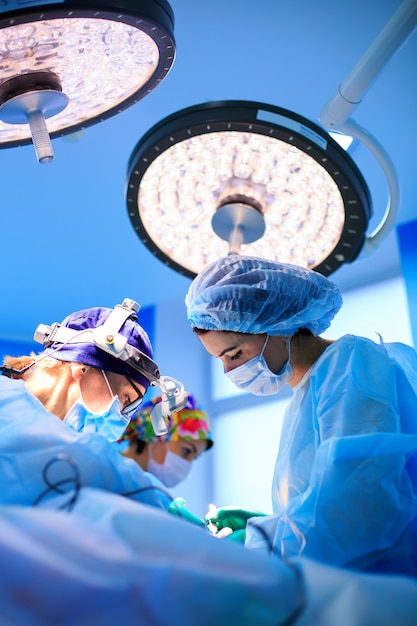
top-left (168, 439), bottom-right (208, 461)
top-left (197, 331), bottom-right (287, 374)
top-left (78, 367), bottom-right (146, 415)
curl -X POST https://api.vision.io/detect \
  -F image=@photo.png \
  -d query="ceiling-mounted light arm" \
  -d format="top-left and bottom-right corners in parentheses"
top-left (337, 118), bottom-right (400, 256)
top-left (318, 0), bottom-right (417, 256)
top-left (319, 0), bottom-right (417, 130)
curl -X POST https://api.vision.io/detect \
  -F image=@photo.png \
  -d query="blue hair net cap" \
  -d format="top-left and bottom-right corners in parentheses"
top-left (49, 307), bottom-right (154, 390)
top-left (185, 255), bottom-right (343, 336)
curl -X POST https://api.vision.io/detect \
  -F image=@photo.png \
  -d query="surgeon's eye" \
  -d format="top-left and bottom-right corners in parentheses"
top-left (230, 350), bottom-right (242, 362)
top-left (181, 446), bottom-right (194, 459)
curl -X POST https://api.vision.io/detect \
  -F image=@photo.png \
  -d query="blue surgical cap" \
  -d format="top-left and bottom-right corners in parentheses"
top-left (49, 307), bottom-right (154, 390)
top-left (185, 255), bottom-right (343, 336)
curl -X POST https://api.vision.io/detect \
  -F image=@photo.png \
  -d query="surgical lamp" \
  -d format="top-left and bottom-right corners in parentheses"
top-left (125, 0), bottom-right (417, 278)
top-left (0, 0), bottom-right (175, 163)
top-left (126, 101), bottom-right (372, 278)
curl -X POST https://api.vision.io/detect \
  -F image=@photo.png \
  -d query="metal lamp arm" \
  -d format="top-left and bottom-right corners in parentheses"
top-left (319, 0), bottom-right (417, 130)
top-left (318, 0), bottom-right (416, 255)
top-left (338, 118), bottom-right (401, 255)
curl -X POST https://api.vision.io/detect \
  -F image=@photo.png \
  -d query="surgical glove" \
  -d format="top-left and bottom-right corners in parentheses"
top-left (215, 528), bottom-right (247, 544)
top-left (206, 506), bottom-right (267, 532)
top-left (168, 497), bottom-right (206, 529)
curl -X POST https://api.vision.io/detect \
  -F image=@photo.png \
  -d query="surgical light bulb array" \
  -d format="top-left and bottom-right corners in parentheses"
top-left (0, 0), bottom-right (175, 161)
top-left (127, 101), bottom-right (371, 277)
top-left (0, 18), bottom-right (158, 143)
top-left (136, 131), bottom-right (345, 273)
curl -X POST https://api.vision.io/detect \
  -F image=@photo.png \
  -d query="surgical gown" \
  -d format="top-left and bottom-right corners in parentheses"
top-left (1, 362), bottom-right (417, 624)
top-left (1, 488), bottom-right (417, 625)
top-left (0, 376), bottom-right (171, 509)
top-left (246, 334), bottom-right (417, 576)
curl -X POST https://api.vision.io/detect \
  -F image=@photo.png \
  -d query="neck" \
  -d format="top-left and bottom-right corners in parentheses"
top-left (123, 442), bottom-right (149, 471)
top-left (289, 334), bottom-right (334, 387)
top-left (24, 362), bottom-right (78, 420)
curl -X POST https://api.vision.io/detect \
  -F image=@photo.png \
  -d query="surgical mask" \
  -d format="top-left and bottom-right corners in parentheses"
top-left (226, 336), bottom-right (293, 396)
top-left (147, 449), bottom-right (192, 487)
top-left (63, 370), bottom-right (129, 442)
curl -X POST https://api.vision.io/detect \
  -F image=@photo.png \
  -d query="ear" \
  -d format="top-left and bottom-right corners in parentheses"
top-left (69, 362), bottom-right (87, 381)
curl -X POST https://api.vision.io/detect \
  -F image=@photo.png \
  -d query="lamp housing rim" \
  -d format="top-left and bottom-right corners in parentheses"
top-left (126, 100), bottom-right (373, 278)
top-left (0, 0), bottom-right (175, 147)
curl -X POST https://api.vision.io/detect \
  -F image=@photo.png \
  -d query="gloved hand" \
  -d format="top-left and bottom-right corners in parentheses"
top-left (205, 505), bottom-right (267, 533)
top-left (168, 497), bottom-right (206, 529)
top-left (215, 527), bottom-right (247, 544)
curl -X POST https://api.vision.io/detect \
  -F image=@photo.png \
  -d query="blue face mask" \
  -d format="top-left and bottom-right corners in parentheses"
top-left (63, 370), bottom-right (130, 442)
top-left (226, 336), bottom-right (293, 396)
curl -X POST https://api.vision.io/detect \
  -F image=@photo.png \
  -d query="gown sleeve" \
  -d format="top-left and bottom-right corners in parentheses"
top-left (248, 336), bottom-right (417, 572)
top-left (0, 378), bottom-right (172, 510)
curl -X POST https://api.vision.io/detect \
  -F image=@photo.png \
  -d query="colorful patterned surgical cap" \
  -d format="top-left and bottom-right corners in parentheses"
top-left (185, 255), bottom-right (342, 336)
top-left (119, 393), bottom-right (213, 448)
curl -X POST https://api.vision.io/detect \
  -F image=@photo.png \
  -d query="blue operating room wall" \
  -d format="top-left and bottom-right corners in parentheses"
top-left (0, 338), bottom-right (39, 363)
top-left (398, 219), bottom-right (417, 346)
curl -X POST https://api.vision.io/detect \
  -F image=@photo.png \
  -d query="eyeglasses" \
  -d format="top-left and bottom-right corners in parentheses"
top-left (122, 377), bottom-right (144, 417)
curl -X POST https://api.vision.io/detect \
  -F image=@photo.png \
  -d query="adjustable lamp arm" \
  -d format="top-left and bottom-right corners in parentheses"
top-left (319, 0), bottom-right (417, 255)
top-left (338, 119), bottom-right (401, 255)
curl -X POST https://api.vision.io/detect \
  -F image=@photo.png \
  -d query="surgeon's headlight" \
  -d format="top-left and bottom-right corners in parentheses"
top-left (149, 376), bottom-right (189, 436)
top-left (33, 298), bottom-right (161, 385)
top-left (32, 298), bottom-right (188, 431)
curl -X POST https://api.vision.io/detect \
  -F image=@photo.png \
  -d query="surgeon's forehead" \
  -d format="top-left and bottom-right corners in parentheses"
top-left (197, 330), bottom-right (257, 356)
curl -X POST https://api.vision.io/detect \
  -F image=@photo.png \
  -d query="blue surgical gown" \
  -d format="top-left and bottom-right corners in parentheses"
top-left (0, 376), bottom-right (172, 509)
top-left (246, 334), bottom-right (417, 576)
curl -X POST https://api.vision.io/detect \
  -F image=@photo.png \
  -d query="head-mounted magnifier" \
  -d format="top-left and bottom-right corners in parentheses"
top-left (2, 298), bottom-right (188, 435)
top-left (34, 299), bottom-right (161, 383)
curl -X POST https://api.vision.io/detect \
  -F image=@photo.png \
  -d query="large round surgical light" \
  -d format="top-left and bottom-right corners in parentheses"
top-left (126, 101), bottom-right (372, 277)
top-left (0, 0), bottom-right (175, 162)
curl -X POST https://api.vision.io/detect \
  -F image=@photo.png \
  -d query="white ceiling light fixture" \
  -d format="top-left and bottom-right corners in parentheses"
top-left (0, 0), bottom-right (175, 163)
top-left (126, 101), bottom-right (372, 278)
